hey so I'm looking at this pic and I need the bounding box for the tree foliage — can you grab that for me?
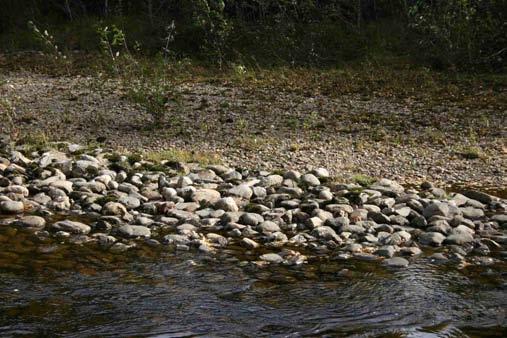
[1,0,505,70]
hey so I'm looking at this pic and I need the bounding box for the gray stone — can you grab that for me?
[252,186,267,199]
[163,234,191,245]
[258,221,281,234]
[102,202,129,216]
[311,226,342,242]
[460,207,484,220]
[491,214,507,227]
[13,215,46,230]
[311,168,330,179]
[423,202,449,219]
[118,225,151,238]
[376,245,396,258]
[319,190,333,201]
[241,237,259,249]
[49,180,73,193]
[301,174,320,186]
[400,246,422,256]
[119,195,141,210]
[260,253,284,264]
[0,200,24,213]
[192,188,221,204]
[284,170,301,181]
[51,220,91,234]
[419,232,446,246]
[463,190,493,204]
[240,213,264,226]
[384,257,409,268]
[228,184,253,199]
[445,232,474,245]
[341,224,365,234]
[261,175,283,187]
[427,220,452,234]
[368,211,391,224]
[215,197,239,212]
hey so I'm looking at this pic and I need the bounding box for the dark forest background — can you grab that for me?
[1,0,505,71]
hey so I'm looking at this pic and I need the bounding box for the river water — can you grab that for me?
[1,226,506,337]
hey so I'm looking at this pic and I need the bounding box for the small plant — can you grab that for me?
[353,174,376,187]
[162,21,177,62]
[143,149,221,165]
[0,97,19,143]
[28,21,70,73]
[459,146,482,160]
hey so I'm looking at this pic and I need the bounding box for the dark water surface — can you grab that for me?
[1,226,506,338]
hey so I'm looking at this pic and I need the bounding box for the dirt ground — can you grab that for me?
[1,70,505,191]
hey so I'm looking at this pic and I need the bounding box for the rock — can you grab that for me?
[301,174,320,186]
[215,197,239,212]
[192,188,221,204]
[39,150,68,168]
[311,226,342,242]
[241,237,260,249]
[118,195,141,210]
[311,168,330,179]
[400,247,422,256]
[260,253,284,264]
[284,170,301,181]
[228,184,253,199]
[49,180,73,194]
[418,232,446,246]
[252,186,267,199]
[261,175,283,187]
[491,214,507,227]
[306,216,323,229]
[0,200,24,213]
[463,190,493,204]
[427,220,451,234]
[177,176,193,188]
[445,232,474,245]
[258,221,281,234]
[429,253,448,262]
[368,211,391,224]
[110,242,131,253]
[240,213,264,226]
[346,243,363,253]
[370,179,404,195]
[423,202,449,218]
[460,207,484,220]
[163,234,191,245]
[13,215,46,230]
[222,170,242,182]
[51,220,91,234]
[410,215,427,228]
[341,224,365,234]
[383,257,409,268]
[118,225,151,238]
[386,231,411,245]
[319,190,333,201]
[102,202,128,215]
[376,246,396,258]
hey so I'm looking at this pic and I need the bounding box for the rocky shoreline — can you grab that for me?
[1,143,506,269]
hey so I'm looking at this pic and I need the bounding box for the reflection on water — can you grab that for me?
[0,224,506,337]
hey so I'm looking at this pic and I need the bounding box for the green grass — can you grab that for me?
[352,174,376,187]
[143,149,221,165]
[457,146,483,160]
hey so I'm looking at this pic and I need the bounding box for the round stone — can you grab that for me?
[384,257,409,268]
[0,200,24,214]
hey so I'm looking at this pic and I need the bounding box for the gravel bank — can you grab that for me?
[1,71,505,190]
